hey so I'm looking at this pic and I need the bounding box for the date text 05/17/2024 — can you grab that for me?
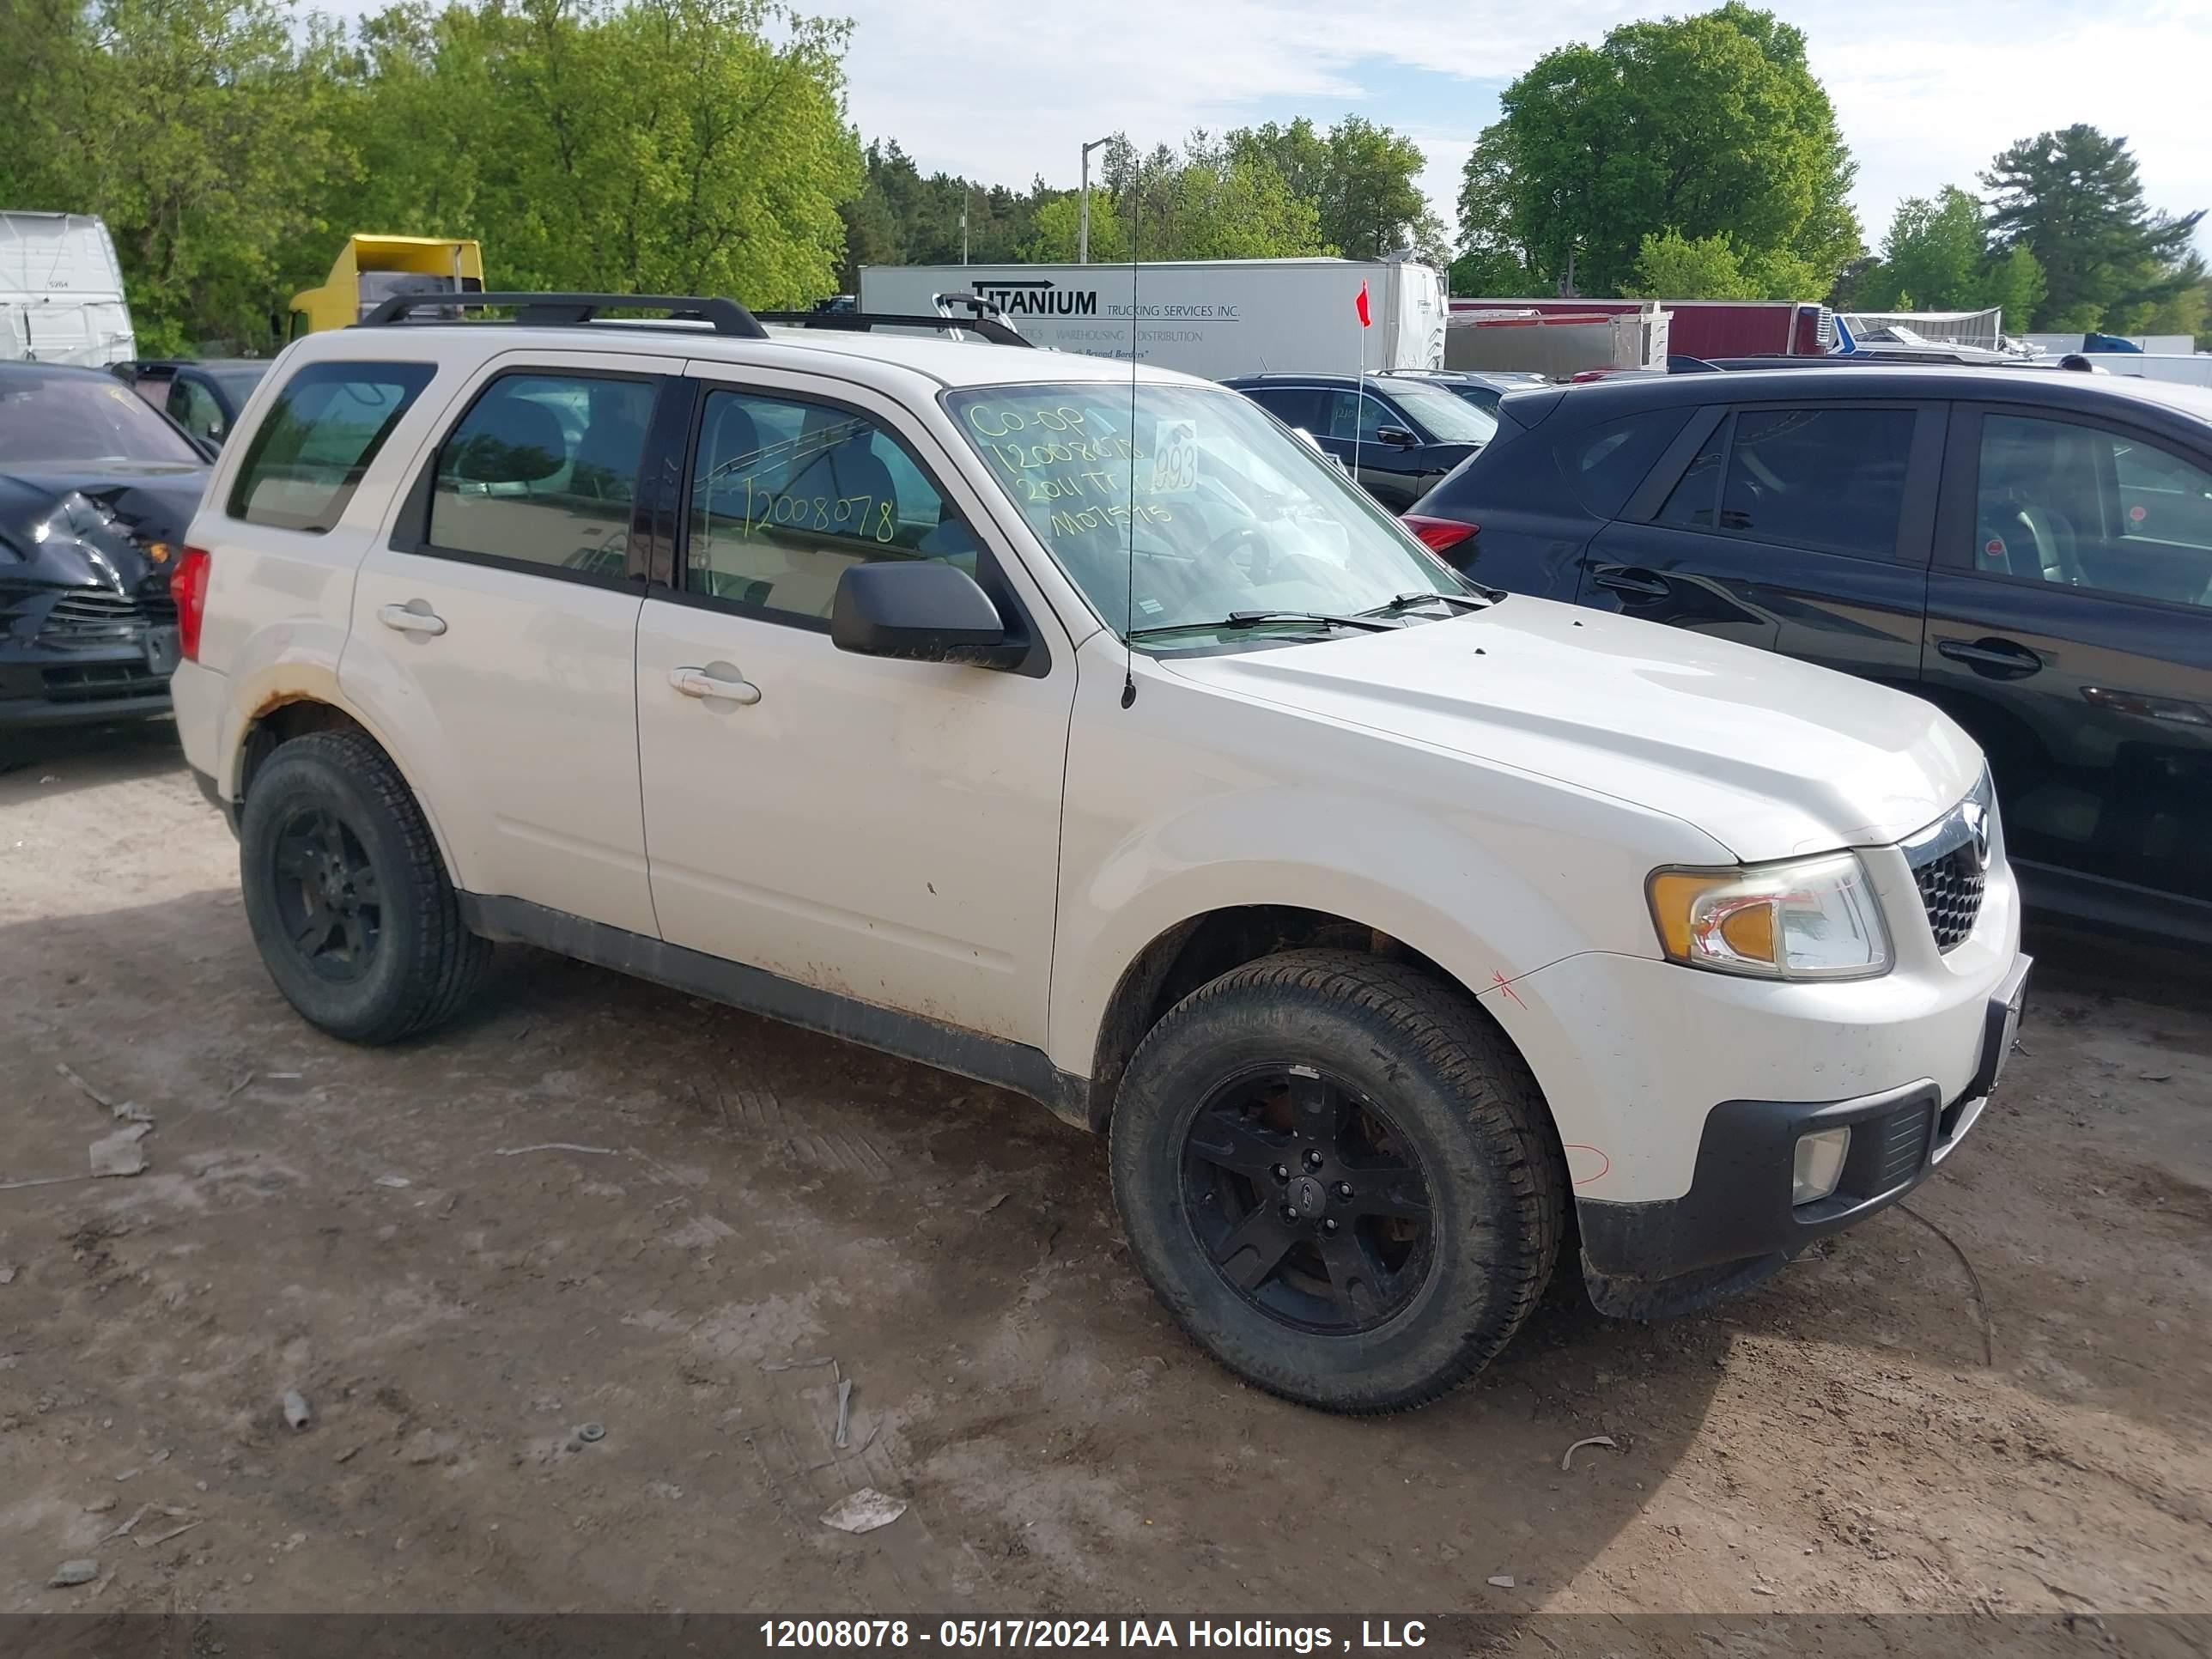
[759,1622,1433,1651]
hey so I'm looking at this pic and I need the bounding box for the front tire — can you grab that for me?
[239,731,489,1044]
[1109,950,1565,1413]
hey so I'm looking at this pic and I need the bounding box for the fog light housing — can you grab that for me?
[1792,1127,1850,1206]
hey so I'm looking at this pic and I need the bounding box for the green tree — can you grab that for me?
[1621,229,1815,301]
[1982,125,2205,330]
[1229,116,1435,260]
[1856,186,1986,310]
[1458,3,1860,298]
[1974,244,2047,333]
[1449,120,1540,294]
[1081,131,1325,262]
[1,0,354,353]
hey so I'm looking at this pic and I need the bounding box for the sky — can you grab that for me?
[834,0,2212,255]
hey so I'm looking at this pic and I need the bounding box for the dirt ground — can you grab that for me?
[2,719,2208,1620]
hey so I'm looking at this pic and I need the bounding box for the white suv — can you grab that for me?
[169,293,2030,1413]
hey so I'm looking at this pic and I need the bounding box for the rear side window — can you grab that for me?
[1720,407,1914,557]
[1245,386,1320,428]
[1559,409,1691,517]
[428,372,654,580]
[228,361,434,532]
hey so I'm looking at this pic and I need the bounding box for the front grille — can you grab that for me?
[41,660,165,702]
[38,588,175,647]
[1902,775,1994,952]
[1912,842,1986,951]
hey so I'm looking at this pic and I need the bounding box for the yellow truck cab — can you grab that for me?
[287,235,483,337]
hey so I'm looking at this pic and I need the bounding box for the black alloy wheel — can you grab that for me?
[1182,1065,1434,1334]
[269,805,383,981]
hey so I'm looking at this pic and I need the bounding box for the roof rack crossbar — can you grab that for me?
[357,291,768,339]
[752,310,1034,349]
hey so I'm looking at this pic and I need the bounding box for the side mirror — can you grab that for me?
[830,560,1024,668]
[1376,425,1418,448]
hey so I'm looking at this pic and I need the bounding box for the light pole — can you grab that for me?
[1079,137,1113,264]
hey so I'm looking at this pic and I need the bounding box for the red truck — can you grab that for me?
[1449,297,1833,359]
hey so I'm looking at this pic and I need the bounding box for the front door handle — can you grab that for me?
[1592,566,1672,600]
[379,601,447,636]
[669,664,762,706]
[1936,636,2043,678]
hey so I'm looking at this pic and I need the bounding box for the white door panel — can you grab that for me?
[636,600,1069,1043]
[341,561,652,933]
[636,367,1074,1047]
[343,350,665,936]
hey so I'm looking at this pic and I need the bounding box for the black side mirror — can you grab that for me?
[830,560,1024,668]
[1376,425,1418,448]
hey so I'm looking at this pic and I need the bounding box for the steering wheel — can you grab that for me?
[1205,522,1273,586]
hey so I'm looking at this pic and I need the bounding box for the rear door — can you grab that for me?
[342,351,666,936]
[1577,398,1940,683]
[1922,402,2212,931]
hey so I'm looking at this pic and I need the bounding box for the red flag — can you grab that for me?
[1355,280,1371,328]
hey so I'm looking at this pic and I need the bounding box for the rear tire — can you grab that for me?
[1109,949,1565,1414]
[239,731,489,1043]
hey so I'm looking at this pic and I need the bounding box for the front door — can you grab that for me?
[1922,403,2212,931]
[343,352,665,936]
[1315,387,1435,510]
[634,367,1074,1046]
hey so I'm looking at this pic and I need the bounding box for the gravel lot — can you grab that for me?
[3,720,2208,1618]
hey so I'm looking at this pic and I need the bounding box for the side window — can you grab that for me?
[227,361,436,532]
[686,389,978,622]
[428,373,654,579]
[1656,419,1728,529]
[1718,406,1914,557]
[1976,414,2212,606]
[1559,408,1692,518]
[1246,386,1319,429]
[1322,391,1391,443]
[167,376,224,441]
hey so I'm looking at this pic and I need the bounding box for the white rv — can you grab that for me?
[859,256,1445,380]
[2,211,137,368]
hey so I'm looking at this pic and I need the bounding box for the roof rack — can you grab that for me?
[357,291,768,339]
[751,309,1034,349]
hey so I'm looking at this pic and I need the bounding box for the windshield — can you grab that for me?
[947,381,1474,644]
[0,368,202,467]
[1384,381,1499,446]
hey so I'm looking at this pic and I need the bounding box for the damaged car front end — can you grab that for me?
[1,362,209,732]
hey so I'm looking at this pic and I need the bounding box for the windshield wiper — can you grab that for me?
[1361,590,1492,617]
[1127,609,1396,641]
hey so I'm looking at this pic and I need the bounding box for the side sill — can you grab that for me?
[458,893,1091,1131]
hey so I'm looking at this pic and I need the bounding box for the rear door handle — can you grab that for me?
[1936,636,2043,678]
[669,664,762,706]
[1592,566,1671,600]
[378,601,447,636]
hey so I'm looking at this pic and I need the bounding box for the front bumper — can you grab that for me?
[1578,951,2031,1316]
[1,629,178,730]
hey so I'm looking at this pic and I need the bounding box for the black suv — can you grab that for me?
[1411,366,2212,945]
[1222,373,1498,510]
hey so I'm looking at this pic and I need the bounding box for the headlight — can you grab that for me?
[1648,852,1891,981]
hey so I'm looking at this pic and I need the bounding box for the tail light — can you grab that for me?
[1403,514,1478,555]
[173,545,211,662]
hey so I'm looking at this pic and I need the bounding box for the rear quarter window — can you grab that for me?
[227,360,436,532]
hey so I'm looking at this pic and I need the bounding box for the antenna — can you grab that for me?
[1121,160,1139,712]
